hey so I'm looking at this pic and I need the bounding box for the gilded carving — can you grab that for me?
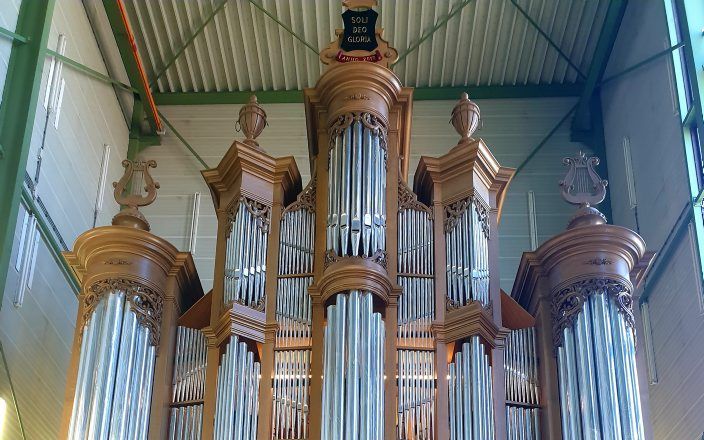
[585,257,613,266]
[344,93,371,101]
[84,278,163,347]
[551,278,635,349]
[398,178,432,217]
[104,258,131,266]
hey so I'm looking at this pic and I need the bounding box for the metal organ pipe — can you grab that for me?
[213,336,260,440]
[555,285,645,439]
[321,291,384,440]
[327,113,387,258]
[444,197,490,308]
[67,288,158,439]
[273,193,315,439]
[504,328,540,440]
[224,197,270,309]
[168,326,207,440]
[447,336,495,440]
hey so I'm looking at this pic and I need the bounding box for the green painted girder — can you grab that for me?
[572,0,628,134]
[103,0,159,134]
[153,83,582,105]
[0,0,56,307]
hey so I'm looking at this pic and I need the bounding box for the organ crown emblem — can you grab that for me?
[560,151,609,228]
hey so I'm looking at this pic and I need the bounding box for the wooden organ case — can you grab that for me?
[60,2,653,439]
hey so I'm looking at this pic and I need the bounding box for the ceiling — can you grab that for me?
[120,0,611,96]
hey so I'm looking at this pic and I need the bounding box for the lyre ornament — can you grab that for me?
[450,92,481,142]
[112,159,160,231]
[560,151,608,228]
[236,94,267,148]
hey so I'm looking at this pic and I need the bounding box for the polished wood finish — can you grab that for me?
[60,225,202,439]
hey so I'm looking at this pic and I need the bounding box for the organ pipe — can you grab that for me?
[213,336,261,440]
[321,291,385,439]
[327,114,387,258]
[168,326,207,440]
[444,196,490,308]
[67,285,159,440]
[225,197,270,309]
[504,328,540,440]
[448,336,495,440]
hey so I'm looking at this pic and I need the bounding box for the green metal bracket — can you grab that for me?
[393,0,476,67]
[46,48,135,93]
[601,42,685,85]
[572,0,628,135]
[150,0,230,88]
[0,0,56,308]
[247,0,319,55]
[508,0,587,80]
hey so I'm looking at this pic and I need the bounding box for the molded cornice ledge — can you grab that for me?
[434,300,510,348]
[201,140,302,210]
[311,257,395,308]
[414,138,515,222]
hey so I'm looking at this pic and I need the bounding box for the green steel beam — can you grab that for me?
[514,102,578,177]
[103,0,159,134]
[158,109,209,169]
[600,42,685,85]
[153,83,582,105]
[572,0,628,134]
[46,48,136,93]
[248,0,319,55]
[393,0,476,67]
[0,0,56,307]
[150,0,229,88]
[0,25,28,44]
[509,0,587,80]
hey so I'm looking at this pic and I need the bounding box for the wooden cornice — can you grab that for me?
[311,257,394,307]
[511,222,650,310]
[204,302,267,347]
[201,140,302,210]
[433,300,509,348]
[413,138,515,221]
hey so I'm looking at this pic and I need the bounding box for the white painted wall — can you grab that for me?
[142,97,591,294]
[601,1,704,438]
[0,1,129,438]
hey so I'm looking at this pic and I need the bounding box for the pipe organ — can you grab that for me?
[61,3,653,438]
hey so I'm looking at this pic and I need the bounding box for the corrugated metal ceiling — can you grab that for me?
[123,0,608,93]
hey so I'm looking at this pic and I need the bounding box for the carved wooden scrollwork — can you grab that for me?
[83,279,163,347]
[551,278,635,349]
[398,178,432,217]
[283,177,317,214]
[445,296,493,313]
[324,249,387,270]
[226,196,271,237]
[327,112,388,154]
[444,195,489,237]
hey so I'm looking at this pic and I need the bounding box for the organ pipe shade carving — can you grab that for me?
[224,196,271,309]
[504,328,540,440]
[322,291,385,439]
[68,289,157,439]
[213,336,261,439]
[327,113,387,258]
[444,196,491,308]
[448,336,495,440]
[555,281,644,439]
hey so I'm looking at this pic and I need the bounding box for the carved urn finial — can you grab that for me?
[450,92,481,142]
[236,94,267,148]
[560,151,609,229]
[112,159,160,231]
